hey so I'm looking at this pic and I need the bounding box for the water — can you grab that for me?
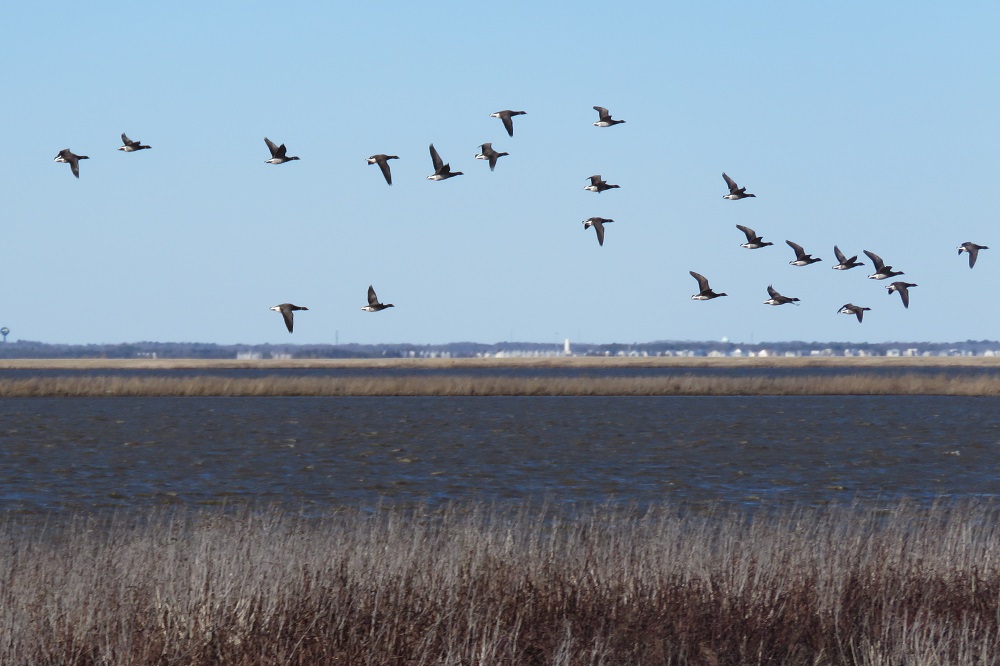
[2,395,998,519]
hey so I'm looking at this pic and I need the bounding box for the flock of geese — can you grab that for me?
[52,106,634,335]
[690,174,989,324]
[53,107,987,333]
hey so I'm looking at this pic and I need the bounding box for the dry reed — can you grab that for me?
[1,501,998,665]
[2,371,1000,396]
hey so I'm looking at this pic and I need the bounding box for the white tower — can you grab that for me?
[564,338,571,356]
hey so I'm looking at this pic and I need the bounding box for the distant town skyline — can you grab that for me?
[3,337,999,361]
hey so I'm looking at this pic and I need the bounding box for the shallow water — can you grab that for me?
[2,395,998,518]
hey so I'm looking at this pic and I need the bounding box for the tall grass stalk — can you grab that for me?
[1,502,998,664]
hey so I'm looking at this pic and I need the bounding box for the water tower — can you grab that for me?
[0,327,8,342]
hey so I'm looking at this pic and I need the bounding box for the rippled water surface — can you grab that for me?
[2,395,999,518]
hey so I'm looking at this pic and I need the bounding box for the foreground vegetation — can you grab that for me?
[2,502,999,665]
[2,371,1000,396]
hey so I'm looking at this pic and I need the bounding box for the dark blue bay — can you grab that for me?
[1,395,998,519]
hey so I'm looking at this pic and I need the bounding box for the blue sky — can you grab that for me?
[3,3,997,346]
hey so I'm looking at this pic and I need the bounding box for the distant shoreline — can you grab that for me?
[1,357,999,396]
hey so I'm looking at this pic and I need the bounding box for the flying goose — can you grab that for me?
[53,149,89,178]
[838,303,871,323]
[270,303,308,333]
[366,154,399,185]
[722,172,755,200]
[690,271,727,300]
[118,133,150,152]
[958,242,989,268]
[489,110,526,137]
[361,286,394,312]
[864,250,903,279]
[592,106,625,127]
[763,285,800,306]
[426,144,463,180]
[264,137,299,164]
[584,175,619,193]
[583,217,613,246]
[832,246,864,270]
[786,240,822,266]
[886,282,917,309]
[736,224,773,249]
[475,143,509,171]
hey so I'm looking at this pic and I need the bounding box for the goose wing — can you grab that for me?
[264,137,287,159]
[429,143,444,171]
[593,220,605,246]
[898,284,910,308]
[501,113,515,136]
[66,154,81,178]
[786,240,806,259]
[279,305,295,333]
[722,172,739,194]
[690,271,710,292]
[863,250,885,271]
[736,224,756,242]
[377,157,393,185]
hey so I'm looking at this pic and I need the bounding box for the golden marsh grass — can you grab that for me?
[2,372,1000,396]
[0,357,999,395]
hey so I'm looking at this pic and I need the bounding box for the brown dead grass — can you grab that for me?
[1,501,998,665]
[1,371,1000,396]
